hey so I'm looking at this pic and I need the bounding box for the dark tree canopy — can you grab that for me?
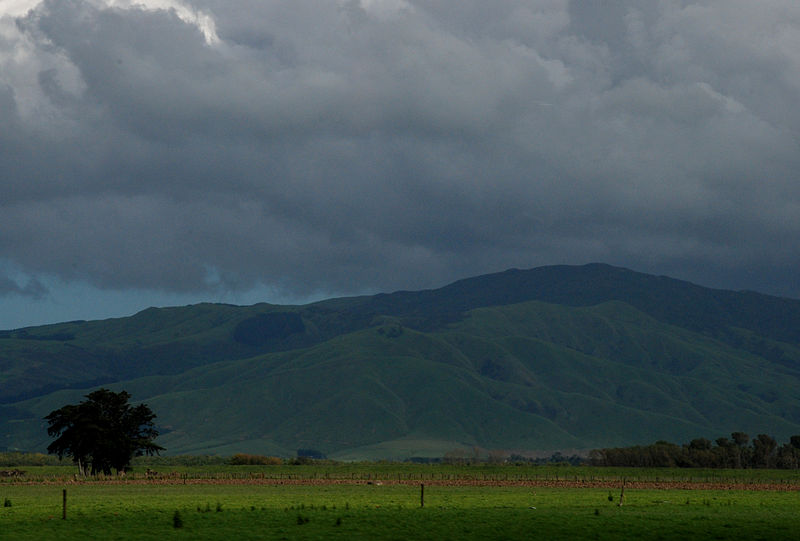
[45,389,164,475]
[589,431,800,469]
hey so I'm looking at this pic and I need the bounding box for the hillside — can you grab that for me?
[3,263,800,459]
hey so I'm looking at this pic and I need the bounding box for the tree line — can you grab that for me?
[589,432,800,469]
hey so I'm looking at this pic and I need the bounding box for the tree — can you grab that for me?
[751,434,777,468]
[688,438,712,451]
[45,389,164,475]
[731,432,749,447]
[730,431,751,468]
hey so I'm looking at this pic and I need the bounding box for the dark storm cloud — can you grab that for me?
[2,0,800,303]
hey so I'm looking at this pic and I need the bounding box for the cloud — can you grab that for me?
[0,267,47,298]
[1,0,800,309]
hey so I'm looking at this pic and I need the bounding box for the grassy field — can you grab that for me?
[3,465,800,539]
[2,483,799,540]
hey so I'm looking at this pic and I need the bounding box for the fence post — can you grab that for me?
[420,484,424,508]
[62,489,67,520]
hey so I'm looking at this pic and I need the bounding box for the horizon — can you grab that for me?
[4,261,798,331]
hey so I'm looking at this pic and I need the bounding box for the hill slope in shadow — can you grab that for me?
[3,263,800,458]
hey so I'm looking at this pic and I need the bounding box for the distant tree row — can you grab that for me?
[0,452,62,467]
[589,433,800,469]
[433,448,583,466]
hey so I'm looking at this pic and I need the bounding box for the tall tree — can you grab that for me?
[45,389,164,475]
[751,434,778,468]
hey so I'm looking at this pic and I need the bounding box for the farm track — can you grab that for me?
[7,476,800,491]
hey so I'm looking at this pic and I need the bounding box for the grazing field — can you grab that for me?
[2,465,800,540]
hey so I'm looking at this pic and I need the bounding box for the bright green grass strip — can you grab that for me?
[2,484,800,540]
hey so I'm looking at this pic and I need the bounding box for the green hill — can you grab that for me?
[3,264,800,459]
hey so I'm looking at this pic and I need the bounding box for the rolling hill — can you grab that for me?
[3,263,800,460]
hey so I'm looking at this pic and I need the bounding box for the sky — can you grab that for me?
[1,0,800,330]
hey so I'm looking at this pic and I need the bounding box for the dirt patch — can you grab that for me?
[12,477,800,491]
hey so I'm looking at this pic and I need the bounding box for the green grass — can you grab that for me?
[2,482,800,540]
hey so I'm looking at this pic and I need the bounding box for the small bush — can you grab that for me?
[173,510,183,529]
[4,498,12,507]
[229,453,283,465]
[297,515,309,525]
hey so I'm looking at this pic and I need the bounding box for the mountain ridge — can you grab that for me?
[3,263,800,459]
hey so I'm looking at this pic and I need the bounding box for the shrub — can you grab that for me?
[229,454,283,465]
[0,452,61,467]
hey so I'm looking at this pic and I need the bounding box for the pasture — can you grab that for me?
[2,465,800,539]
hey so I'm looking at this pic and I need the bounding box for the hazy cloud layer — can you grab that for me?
[2,0,800,323]
[0,272,45,298]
